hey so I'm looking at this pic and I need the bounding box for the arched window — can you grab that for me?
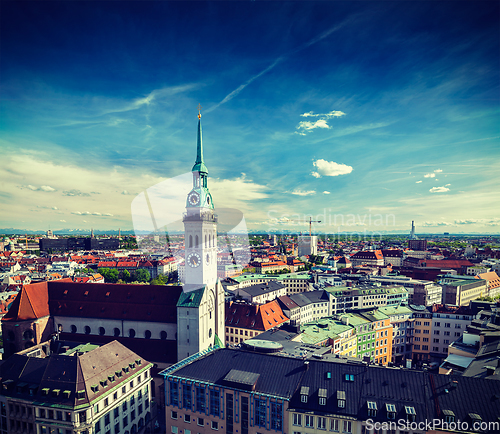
[23,329,34,341]
[99,327,105,336]
[129,329,136,338]
[205,235,207,248]
[160,331,167,340]
[209,328,212,338]
[71,325,77,334]
[144,330,151,339]
[84,326,91,335]
[195,235,199,248]
[189,235,193,248]
[114,328,120,337]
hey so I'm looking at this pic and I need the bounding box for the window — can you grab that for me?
[254,397,266,427]
[197,418,204,426]
[171,411,177,420]
[305,415,314,427]
[104,414,110,426]
[184,414,191,423]
[114,408,119,419]
[123,415,128,426]
[318,417,326,430]
[386,403,396,419]
[196,386,206,412]
[169,382,179,407]
[445,323,451,328]
[434,330,440,335]
[171,427,178,434]
[455,324,461,329]
[423,329,429,334]
[123,401,128,412]
[293,413,302,426]
[209,390,220,417]
[435,322,440,327]
[270,402,282,431]
[367,401,377,417]
[211,421,218,430]
[343,421,352,433]
[182,384,192,409]
[114,423,120,434]
[330,419,339,432]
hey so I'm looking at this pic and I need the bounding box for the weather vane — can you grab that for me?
[197,103,202,119]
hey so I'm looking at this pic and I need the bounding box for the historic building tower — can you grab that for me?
[177,109,225,360]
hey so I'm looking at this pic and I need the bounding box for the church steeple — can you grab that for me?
[186,106,214,210]
[192,114,208,174]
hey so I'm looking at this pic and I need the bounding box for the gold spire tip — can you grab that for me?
[197,103,202,119]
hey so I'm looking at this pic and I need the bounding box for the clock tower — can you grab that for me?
[177,108,225,361]
[183,109,218,290]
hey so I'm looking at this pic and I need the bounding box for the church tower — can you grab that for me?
[177,108,224,361]
[183,109,218,289]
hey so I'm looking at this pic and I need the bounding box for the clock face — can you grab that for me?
[187,252,201,268]
[188,192,200,206]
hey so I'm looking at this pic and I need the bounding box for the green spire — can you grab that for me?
[192,117,208,174]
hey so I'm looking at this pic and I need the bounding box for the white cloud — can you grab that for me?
[434,169,443,173]
[122,190,130,195]
[296,110,345,134]
[421,221,453,227]
[297,119,331,132]
[416,180,422,183]
[60,220,66,223]
[323,191,331,195]
[291,189,316,196]
[52,206,58,210]
[22,184,57,192]
[445,184,451,187]
[301,110,346,118]
[424,173,436,178]
[429,186,450,193]
[312,159,353,177]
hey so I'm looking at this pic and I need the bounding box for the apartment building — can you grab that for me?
[326,285,408,315]
[0,340,152,434]
[162,347,500,434]
[277,290,331,325]
[379,305,413,364]
[369,275,442,306]
[429,304,474,359]
[409,305,433,362]
[441,277,487,306]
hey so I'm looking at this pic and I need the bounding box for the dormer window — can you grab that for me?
[367,401,377,417]
[337,390,346,408]
[344,374,354,382]
[386,404,396,419]
[300,386,309,403]
[318,388,327,406]
[405,406,416,422]
[443,409,455,424]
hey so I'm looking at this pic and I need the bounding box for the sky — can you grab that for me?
[1,1,499,236]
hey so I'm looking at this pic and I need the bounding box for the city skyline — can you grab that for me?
[1,2,499,234]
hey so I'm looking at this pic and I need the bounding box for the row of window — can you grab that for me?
[293,415,352,433]
[67,325,169,339]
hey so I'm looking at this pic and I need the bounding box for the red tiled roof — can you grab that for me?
[2,281,59,321]
[225,300,288,331]
[97,261,117,268]
[476,271,500,290]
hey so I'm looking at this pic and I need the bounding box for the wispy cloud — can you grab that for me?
[207,18,353,113]
[416,180,422,183]
[424,173,435,178]
[429,186,450,193]
[291,189,316,196]
[21,185,57,192]
[323,191,331,195]
[301,111,345,118]
[311,159,353,177]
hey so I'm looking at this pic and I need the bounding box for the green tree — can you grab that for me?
[136,269,151,283]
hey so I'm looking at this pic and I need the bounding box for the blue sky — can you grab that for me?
[1,1,499,235]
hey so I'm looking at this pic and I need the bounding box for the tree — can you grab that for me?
[121,270,131,282]
[136,269,151,283]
